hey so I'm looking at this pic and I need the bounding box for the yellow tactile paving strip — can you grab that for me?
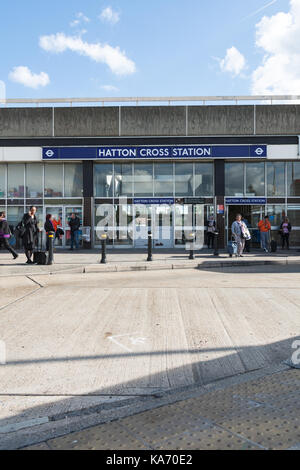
[25,368,300,450]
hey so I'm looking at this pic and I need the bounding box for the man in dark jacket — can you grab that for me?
[0,211,18,259]
[68,213,81,250]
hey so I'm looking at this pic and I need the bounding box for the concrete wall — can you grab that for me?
[54,107,119,137]
[188,106,254,135]
[0,108,52,137]
[256,105,300,135]
[0,104,300,138]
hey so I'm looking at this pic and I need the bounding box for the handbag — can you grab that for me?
[14,221,25,238]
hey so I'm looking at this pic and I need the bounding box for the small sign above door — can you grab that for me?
[225,197,267,205]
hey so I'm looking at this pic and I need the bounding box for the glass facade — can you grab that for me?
[94,163,113,197]
[94,162,214,197]
[0,163,83,248]
[225,161,300,198]
[1,158,300,249]
[287,162,300,196]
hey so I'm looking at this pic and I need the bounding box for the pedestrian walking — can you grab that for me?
[258,215,271,253]
[68,213,81,250]
[231,213,251,257]
[0,211,19,259]
[206,215,216,249]
[21,206,39,264]
[279,217,292,250]
[44,214,55,251]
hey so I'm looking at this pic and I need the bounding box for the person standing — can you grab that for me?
[279,217,292,250]
[44,214,55,251]
[258,215,271,253]
[206,215,216,249]
[231,213,250,257]
[0,211,19,259]
[68,213,81,250]
[22,206,39,264]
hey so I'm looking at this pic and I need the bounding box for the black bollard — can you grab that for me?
[100,234,107,264]
[47,231,55,265]
[147,231,152,262]
[213,231,219,257]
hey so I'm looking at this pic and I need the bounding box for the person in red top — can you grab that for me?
[258,215,271,252]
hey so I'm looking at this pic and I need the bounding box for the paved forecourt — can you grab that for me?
[0,264,300,449]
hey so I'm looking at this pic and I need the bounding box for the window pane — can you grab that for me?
[64,164,83,197]
[175,163,193,196]
[0,164,6,198]
[114,164,133,197]
[195,163,213,196]
[7,206,25,229]
[225,163,244,196]
[267,162,285,196]
[287,206,300,226]
[287,162,300,196]
[94,164,113,197]
[26,164,43,198]
[246,162,265,196]
[134,163,153,196]
[8,164,24,198]
[44,164,63,197]
[154,163,173,196]
[266,205,286,226]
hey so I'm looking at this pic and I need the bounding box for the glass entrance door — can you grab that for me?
[44,206,83,248]
[134,205,151,248]
[226,205,263,247]
[45,206,63,247]
[153,205,173,248]
[64,206,83,248]
[133,204,174,249]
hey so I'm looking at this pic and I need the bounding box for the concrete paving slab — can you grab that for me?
[1,266,300,449]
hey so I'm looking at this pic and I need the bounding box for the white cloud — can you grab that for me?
[252,0,300,94]
[219,47,246,76]
[100,7,120,25]
[9,66,50,89]
[70,12,90,27]
[101,85,119,92]
[39,32,136,76]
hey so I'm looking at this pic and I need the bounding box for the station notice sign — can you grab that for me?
[43,145,267,160]
[225,198,267,205]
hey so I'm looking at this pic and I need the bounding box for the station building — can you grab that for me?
[0,98,300,249]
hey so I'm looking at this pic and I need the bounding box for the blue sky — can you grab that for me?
[1,0,298,99]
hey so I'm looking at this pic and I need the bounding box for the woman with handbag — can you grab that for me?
[231,213,251,257]
[279,217,292,250]
[0,211,19,259]
[22,206,39,264]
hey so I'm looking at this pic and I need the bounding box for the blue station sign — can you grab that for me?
[225,198,267,205]
[43,145,267,160]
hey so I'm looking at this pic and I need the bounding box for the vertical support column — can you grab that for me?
[83,161,93,249]
[214,160,225,249]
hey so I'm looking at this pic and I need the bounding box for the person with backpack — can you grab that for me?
[21,206,39,264]
[279,217,292,250]
[258,215,271,253]
[0,211,19,259]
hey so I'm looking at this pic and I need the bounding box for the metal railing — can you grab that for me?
[0,95,300,107]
